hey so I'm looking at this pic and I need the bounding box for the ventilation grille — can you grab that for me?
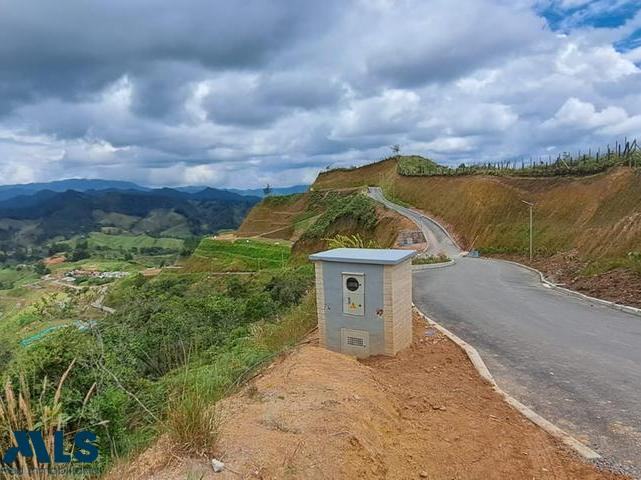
[340,328,370,358]
[346,336,365,347]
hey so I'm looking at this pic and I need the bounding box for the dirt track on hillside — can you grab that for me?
[114,314,629,480]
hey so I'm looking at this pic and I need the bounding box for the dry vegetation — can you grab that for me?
[0,362,80,479]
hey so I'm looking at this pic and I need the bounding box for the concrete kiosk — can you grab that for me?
[309,248,416,358]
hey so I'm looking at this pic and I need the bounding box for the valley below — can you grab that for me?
[0,156,639,478]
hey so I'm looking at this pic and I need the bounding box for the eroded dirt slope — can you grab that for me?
[314,159,641,263]
[237,189,418,253]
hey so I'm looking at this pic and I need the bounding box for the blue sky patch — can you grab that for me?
[538,1,640,33]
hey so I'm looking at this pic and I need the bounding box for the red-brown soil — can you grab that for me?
[110,314,628,480]
[314,160,641,263]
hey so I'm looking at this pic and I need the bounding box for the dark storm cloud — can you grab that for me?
[129,62,206,120]
[0,0,340,113]
[0,0,640,188]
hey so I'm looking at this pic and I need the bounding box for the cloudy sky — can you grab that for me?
[1,0,640,188]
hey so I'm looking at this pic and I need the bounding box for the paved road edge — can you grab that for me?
[366,187,463,253]
[367,184,641,318]
[494,258,641,318]
[412,304,602,461]
[411,259,457,270]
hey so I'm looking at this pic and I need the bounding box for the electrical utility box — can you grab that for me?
[309,248,416,358]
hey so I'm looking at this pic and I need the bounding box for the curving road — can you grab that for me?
[368,187,641,477]
[368,187,459,257]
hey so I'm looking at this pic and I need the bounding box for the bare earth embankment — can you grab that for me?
[313,158,641,307]
[114,314,628,480]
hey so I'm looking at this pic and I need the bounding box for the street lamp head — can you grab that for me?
[520,199,534,207]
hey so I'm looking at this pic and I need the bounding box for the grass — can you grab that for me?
[249,291,317,352]
[324,233,379,249]
[50,258,142,274]
[412,253,450,265]
[86,232,184,250]
[580,252,641,276]
[302,193,377,239]
[164,387,221,456]
[396,155,442,175]
[185,238,290,272]
[0,268,38,290]
[0,362,77,479]
[237,193,309,240]
[394,141,641,178]
[262,193,304,207]
[379,184,411,208]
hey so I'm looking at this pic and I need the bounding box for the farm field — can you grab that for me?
[49,258,143,274]
[183,237,291,272]
[85,232,184,250]
[0,267,38,290]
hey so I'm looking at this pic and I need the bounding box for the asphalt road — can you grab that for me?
[368,187,641,477]
[368,187,459,257]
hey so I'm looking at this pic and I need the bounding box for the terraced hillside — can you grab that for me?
[238,189,416,254]
[237,193,312,241]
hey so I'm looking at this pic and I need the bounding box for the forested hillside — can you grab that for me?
[0,188,258,263]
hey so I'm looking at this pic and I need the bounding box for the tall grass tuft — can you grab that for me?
[164,388,221,457]
[324,233,380,249]
[0,360,75,480]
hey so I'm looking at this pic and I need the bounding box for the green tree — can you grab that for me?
[180,236,201,257]
[34,261,51,275]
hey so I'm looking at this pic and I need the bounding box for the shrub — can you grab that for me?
[34,262,51,275]
[244,292,276,322]
[225,276,250,298]
[412,253,450,265]
[164,388,221,456]
[303,194,377,239]
[250,291,317,353]
[265,268,312,308]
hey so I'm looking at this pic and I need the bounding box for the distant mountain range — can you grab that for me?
[0,185,261,262]
[0,179,308,202]
[0,179,147,201]
[225,185,309,197]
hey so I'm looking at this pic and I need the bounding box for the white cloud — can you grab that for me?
[331,89,422,138]
[543,97,629,129]
[0,0,640,188]
[556,43,639,81]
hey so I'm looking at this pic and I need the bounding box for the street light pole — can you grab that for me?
[521,200,534,262]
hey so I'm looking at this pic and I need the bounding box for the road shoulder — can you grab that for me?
[111,313,628,480]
